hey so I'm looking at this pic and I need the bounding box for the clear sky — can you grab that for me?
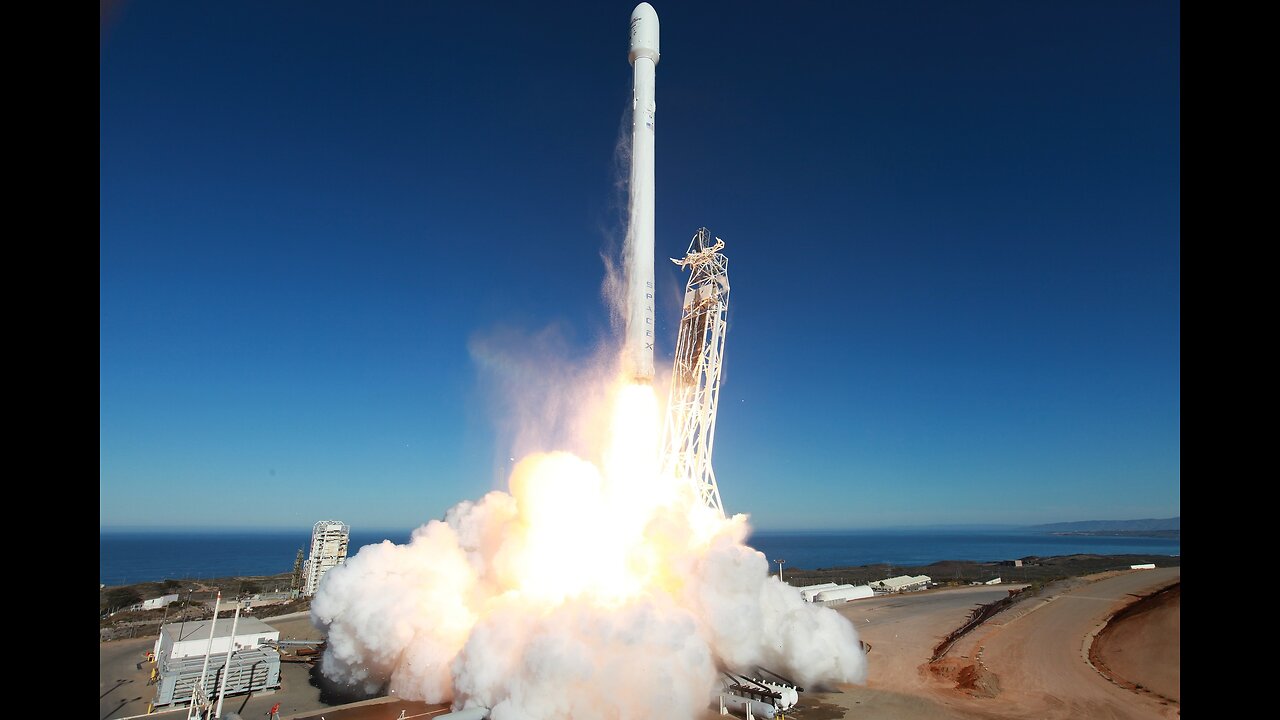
[100,1,1180,531]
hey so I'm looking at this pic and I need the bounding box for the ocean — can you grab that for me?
[99,527,1179,586]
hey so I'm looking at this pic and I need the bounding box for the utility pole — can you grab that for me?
[178,589,193,642]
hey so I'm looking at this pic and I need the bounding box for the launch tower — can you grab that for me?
[303,520,350,596]
[662,228,730,517]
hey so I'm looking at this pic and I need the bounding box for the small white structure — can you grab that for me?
[810,584,852,599]
[140,593,180,610]
[303,520,350,596]
[815,585,874,604]
[796,583,840,602]
[154,617,280,661]
[983,577,1002,585]
[873,574,932,593]
[1130,563,1156,570]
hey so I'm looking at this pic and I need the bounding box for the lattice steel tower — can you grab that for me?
[662,228,730,517]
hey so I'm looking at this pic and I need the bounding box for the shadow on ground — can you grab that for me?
[308,660,384,706]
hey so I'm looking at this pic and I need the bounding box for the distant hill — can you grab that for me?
[1025,518,1179,538]
[1027,518,1178,532]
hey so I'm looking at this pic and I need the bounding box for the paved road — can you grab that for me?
[100,636,159,719]
[959,568,1180,720]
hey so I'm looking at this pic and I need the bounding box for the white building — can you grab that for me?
[154,617,280,661]
[303,520,350,596]
[795,583,840,602]
[873,574,932,593]
[1130,563,1156,570]
[152,618,282,706]
[140,593,180,610]
[814,585,874,604]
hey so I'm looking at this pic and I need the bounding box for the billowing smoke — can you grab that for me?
[313,74,863,715]
[312,380,867,719]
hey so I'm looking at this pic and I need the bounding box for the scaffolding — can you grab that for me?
[662,228,730,517]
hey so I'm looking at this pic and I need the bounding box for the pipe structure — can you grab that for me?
[214,603,241,718]
[188,592,221,719]
[720,694,777,719]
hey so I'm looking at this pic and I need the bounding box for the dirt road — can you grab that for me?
[1092,582,1180,702]
[793,585,1023,719]
[798,569,1179,720]
[953,567,1180,719]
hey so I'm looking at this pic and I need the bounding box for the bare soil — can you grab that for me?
[1090,582,1180,703]
[928,658,1001,698]
[807,568,1181,720]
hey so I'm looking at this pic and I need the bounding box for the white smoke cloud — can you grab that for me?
[312,91,863,716]
[467,325,616,469]
[311,388,867,718]
[453,596,715,720]
[600,105,635,338]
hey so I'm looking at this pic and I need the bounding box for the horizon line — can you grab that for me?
[99,519,1178,535]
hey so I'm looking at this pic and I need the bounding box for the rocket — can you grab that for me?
[625,2,659,383]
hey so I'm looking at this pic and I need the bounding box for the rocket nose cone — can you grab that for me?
[629,2,660,65]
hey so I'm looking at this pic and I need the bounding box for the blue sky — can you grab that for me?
[100,1,1179,531]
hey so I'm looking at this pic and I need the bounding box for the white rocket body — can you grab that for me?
[626,2,659,383]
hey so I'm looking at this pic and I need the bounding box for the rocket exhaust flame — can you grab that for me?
[309,5,866,719]
[312,377,865,717]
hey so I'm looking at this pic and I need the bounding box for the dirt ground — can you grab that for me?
[104,573,1180,720]
[800,568,1180,720]
[798,585,1020,720]
[1092,582,1180,703]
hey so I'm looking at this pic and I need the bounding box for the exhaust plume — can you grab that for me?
[312,7,864,712]
[313,380,866,719]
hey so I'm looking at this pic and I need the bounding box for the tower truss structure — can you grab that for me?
[662,227,730,517]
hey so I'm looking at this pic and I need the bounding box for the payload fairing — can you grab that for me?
[625,2,660,383]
